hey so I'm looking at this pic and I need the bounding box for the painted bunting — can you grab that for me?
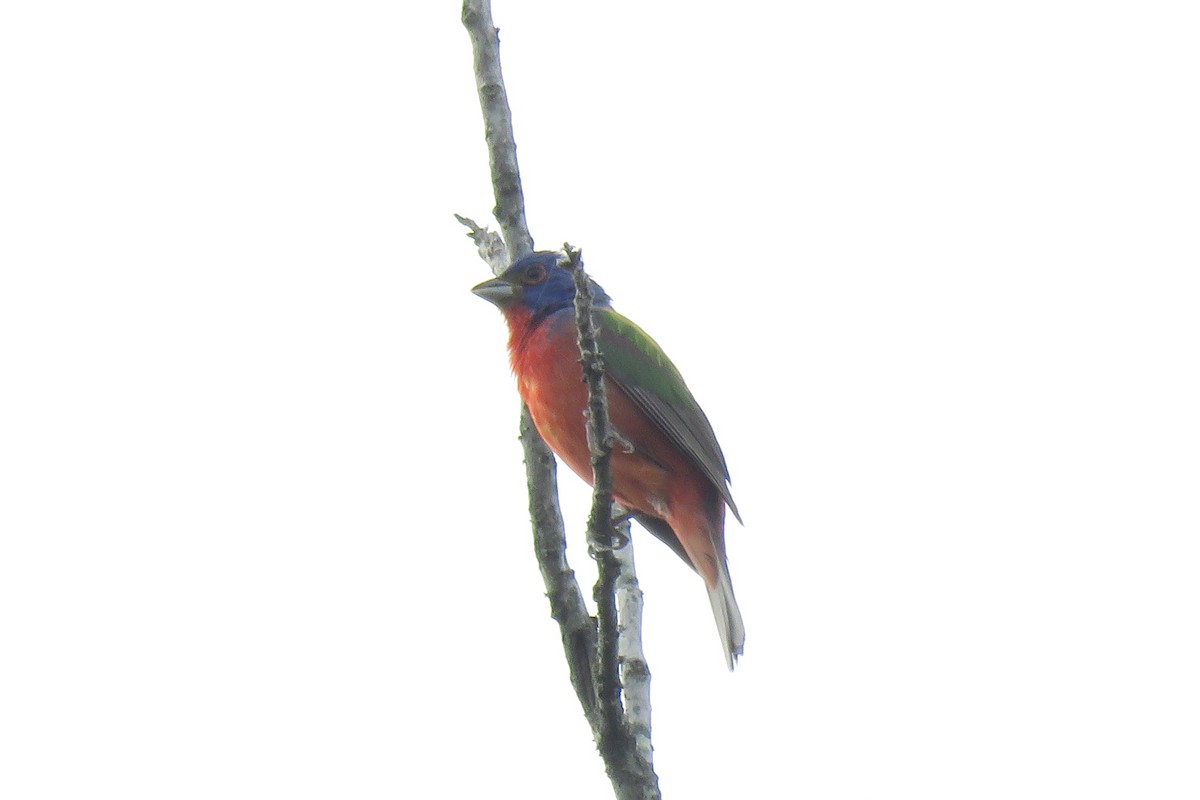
[473,251,744,668]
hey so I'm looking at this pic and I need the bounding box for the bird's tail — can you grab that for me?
[657,499,745,669]
[707,558,745,670]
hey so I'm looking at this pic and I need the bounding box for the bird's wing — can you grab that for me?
[596,307,741,523]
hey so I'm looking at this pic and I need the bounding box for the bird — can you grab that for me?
[472,251,745,668]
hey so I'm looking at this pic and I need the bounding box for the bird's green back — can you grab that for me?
[595,307,741,522]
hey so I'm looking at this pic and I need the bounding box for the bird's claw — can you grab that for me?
[587,524,630,554]
[610,506,634,525]
[583,416,633,458]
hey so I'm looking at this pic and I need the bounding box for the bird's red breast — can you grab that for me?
[474,251,744,668]
[503,305,725,588]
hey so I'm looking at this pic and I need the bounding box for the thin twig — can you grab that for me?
[455,214,508,275]
[565,247,620,722]
[568,246,661,799]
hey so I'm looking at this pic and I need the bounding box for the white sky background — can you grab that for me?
[2,1,1198,798]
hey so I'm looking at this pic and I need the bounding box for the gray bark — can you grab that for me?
[459,3,660,799]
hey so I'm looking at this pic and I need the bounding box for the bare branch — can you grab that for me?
[454,214,508,275]
[462,4,658,798]
[566,245,621,719]
[460,0,533,260]
[568,246,660,799]
[520,407,600,726]
[614,525,653,767]
[461,0,598,724]
[463,0,604,724]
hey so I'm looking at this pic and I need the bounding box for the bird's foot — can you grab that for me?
[582,411,634,457]
[609,431,634,454]
[610,506,635,525]
[587,523,630,554]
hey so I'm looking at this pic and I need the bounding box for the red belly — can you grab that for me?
[510,316,720,584]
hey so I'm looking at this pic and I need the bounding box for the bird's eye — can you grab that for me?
[525,264,547,284]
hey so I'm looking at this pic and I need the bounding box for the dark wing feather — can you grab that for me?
[597,308,742,523]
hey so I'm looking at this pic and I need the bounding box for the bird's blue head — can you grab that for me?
[471,251,612,317]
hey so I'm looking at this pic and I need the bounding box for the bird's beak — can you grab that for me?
[471,277,517,308]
